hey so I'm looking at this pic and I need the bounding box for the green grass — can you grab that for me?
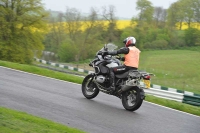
[0,107,86,133]
[0,60,83,84]
[34,61,89,77]
[145,95,200,116]
[140,49,200,94]
[0,60,199,117]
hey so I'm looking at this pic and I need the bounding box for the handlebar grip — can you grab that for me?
[97,51,102,55]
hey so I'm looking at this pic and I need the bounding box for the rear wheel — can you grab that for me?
[121,87,144,111]
[82,74,99,99]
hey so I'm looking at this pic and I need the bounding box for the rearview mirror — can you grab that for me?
[104,44,108,51]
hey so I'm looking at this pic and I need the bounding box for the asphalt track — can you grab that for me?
[0,66,200,133]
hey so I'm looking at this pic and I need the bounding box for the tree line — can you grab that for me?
[0,0,200,64]
[0,0,48,64]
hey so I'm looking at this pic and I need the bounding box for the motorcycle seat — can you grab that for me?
[115,71,129,79]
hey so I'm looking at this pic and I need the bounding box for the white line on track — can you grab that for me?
[1,66,199,118]
[0,66,82,86]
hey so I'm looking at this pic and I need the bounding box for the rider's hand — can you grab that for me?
[97,51,102,55]
[102,51,108,56]
[116,55,121,60]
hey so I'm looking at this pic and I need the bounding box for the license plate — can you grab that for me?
[143,80,150,89]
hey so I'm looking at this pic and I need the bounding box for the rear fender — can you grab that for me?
[139,88,145,100]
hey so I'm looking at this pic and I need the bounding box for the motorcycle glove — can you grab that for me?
[107,51,117,55]
[102,51,117,56]
[102,51,108,56]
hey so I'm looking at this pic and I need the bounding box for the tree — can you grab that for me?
[167,1,185,30]
[181,0,195,28]
[136,0,154,25]
[64,7,83,41]
[58,7,105,62]
[44,12,66,54]
[81,7,105,58]
[153,7,167,28]
[0,0,48,64]
[168,0,197,29]
[101,5,120,43]
[191,0,200,27]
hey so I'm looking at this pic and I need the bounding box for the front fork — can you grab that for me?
[86,73,95,88]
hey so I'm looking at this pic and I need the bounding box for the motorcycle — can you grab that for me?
[82,43,152,111]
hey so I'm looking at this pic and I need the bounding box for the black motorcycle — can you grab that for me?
[82,43,152,111]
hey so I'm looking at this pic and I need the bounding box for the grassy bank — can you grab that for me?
[145,95,200,116]
[0,60,199,117]
[140,49,200,94]
[0,60,83,84]
[0,107,85,133]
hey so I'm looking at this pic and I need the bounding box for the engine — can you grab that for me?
[95,75,106,83]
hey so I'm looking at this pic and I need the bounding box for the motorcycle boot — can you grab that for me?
[109,70,116,91]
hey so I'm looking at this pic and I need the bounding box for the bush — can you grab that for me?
[144,40,168,49]
[184,28,200,46]
[58,39,77,62]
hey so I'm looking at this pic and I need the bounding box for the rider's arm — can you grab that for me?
[116,47,129,54]
[117,47,128,61]
[107,47,129,55]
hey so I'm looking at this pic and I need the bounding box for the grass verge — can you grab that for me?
[139,49,200,94]
[145,95,200,116]
[0,107,86,133]
[0,60,83,84]
[0,60,200,117]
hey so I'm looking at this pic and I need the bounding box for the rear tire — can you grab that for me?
[121,87,144,111]
[82,74,99,99]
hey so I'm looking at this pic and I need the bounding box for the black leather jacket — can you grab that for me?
[108,47,129,61]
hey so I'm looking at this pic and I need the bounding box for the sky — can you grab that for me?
[42,0,178,19]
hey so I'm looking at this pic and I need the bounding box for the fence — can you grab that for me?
[34,58,200,106]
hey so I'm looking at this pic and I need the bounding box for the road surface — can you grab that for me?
[0,66,199,133]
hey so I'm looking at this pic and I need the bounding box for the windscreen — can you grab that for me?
[106,43,118,51]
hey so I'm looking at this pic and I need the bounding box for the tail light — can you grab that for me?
[143,75,150,80]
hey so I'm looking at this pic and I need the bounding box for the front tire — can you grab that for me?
[82,74,99,99]
[121,87,144,111]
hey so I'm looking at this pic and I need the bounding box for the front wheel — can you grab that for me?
[82,74,99,99]
[121,87,144,111]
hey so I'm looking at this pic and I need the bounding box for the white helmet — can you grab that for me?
[123,37,136,47]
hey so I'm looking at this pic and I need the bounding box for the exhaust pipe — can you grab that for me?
[121,85,133,92]
[118,85,145,100]
[118,85,133,94]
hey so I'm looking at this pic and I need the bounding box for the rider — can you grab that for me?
[102,36,141,91]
